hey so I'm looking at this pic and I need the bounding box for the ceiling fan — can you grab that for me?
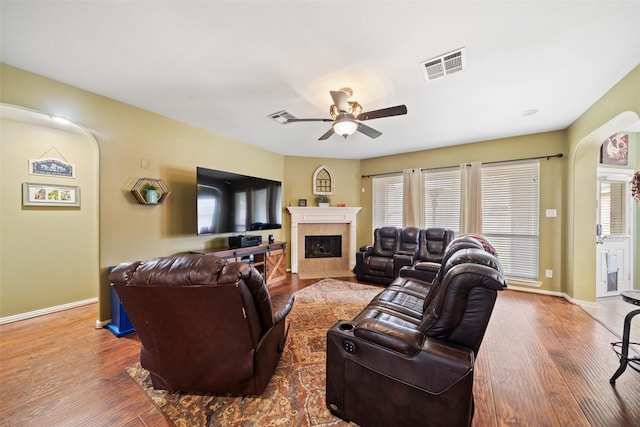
[286,88,407,140]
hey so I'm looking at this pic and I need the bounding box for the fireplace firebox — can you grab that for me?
[305,235,342,259]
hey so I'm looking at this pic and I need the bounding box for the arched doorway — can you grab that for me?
[0,104,99,321]
[570,111,639,302]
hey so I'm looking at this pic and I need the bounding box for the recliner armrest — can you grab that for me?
[414,261,440,271]
[271,293,295,325]
[393,252,416,278]
[359,245,373,254]
[354,318,425,355]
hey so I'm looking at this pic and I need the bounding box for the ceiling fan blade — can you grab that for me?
[357,105,407,121]
[330,90,349,112]
[357,123,382,139]
[318,128,335,140]
[286,118,333,123]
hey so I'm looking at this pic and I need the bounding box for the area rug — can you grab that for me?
[126,278,381,426]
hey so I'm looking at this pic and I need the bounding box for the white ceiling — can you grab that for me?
[1,1,639,160]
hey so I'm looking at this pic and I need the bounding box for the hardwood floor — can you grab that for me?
[1,275,638,426]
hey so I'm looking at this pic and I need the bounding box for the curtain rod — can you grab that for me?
[361,153,563,178]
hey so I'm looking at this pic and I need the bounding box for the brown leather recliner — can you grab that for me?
[109,253,294,395]
[354,227,420,285]
[326,245,506,427]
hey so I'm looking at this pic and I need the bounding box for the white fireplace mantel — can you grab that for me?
[286,206,361,273]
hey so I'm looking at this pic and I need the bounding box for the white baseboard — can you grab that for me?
[95,318,112,329]
[507,285,577,303]
[0,297,98,325]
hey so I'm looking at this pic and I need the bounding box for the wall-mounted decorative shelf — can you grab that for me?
[131,178,170,205]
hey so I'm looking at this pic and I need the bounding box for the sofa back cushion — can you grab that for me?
[372,227,399,257]
[418,228,455,262]
[397,227,420,254]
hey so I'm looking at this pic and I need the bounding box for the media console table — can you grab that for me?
[191,241,287,286]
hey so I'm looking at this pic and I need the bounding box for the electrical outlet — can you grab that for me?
[545,270,553,278]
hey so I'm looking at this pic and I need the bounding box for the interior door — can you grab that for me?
[596,168,634,297]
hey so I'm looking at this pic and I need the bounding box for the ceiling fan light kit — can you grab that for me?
[333,116,359,138]
[282,88,407,141]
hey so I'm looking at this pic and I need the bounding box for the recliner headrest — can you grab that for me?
[109,254,226,286]
[443,248,503,277]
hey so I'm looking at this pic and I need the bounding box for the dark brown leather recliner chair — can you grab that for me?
[396,227,455,283]
[109,253,294,395]
[354,227,420,285]
[326,246,506,427]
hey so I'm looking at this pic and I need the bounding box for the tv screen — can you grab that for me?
[196,167,282,235]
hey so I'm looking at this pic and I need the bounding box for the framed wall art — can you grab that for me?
[600,132,629,165]
[23,182,80,207]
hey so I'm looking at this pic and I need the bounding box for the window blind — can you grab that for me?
[422,168,461,233]
[372,174,403,229]
[481,161,539,280]
[599,181,627,236]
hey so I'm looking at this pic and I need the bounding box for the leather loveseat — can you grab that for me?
[327,236,506,427]
[109,253,295,395]
[354,227,454,285]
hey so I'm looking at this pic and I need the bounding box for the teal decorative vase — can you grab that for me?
[145,189,159,203]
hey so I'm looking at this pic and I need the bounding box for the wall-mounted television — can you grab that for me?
[196,166,282,235]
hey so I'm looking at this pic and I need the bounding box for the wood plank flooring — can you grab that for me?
[1,275,638,426]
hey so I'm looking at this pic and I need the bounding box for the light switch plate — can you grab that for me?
[546,209,557,217]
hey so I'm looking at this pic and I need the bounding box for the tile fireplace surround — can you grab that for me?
[286,206,361,274]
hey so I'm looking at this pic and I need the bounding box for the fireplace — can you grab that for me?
[286,206,361,274]
[305,235,342,259]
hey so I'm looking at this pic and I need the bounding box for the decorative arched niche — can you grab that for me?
[313,165,334,195]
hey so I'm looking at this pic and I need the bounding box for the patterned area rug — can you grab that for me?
[126,278,381,426]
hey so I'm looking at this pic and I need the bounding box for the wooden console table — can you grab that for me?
[191,241,287,286]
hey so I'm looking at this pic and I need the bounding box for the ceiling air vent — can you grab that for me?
[421,47,466,81]
[268,110,296,124]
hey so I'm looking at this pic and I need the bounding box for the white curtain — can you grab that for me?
[403,168,422,227]
[460,162,482,234]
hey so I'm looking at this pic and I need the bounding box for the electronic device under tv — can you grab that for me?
[196,166,282,236]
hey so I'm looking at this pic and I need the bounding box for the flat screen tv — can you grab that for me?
[196,166,282,235]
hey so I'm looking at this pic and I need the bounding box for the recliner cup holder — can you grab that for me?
[339,323,355,331]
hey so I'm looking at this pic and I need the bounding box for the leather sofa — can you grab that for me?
[327,236,506,426]
[354,227,454,285]
[109,253,295,395]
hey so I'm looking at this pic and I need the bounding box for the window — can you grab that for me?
[481,161,539,280]
[423,168,461,233]
[372,174,403,229]
[371,160,541,281]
